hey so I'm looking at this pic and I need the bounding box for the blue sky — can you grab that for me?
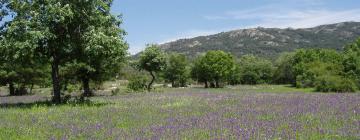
[111,0,360,54]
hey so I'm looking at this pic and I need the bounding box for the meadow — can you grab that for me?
[0,84,359,140]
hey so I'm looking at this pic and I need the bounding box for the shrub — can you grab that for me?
[191,50,235,88]
[240,71,260,85]
[296,75,314,88]
[315,75,357,93]
[164,53,190,87]
[295,61,344,88]
[127,75,148,92]
[289,49,343,87]
[238,55,274,85]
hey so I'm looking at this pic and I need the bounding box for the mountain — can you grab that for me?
[159,22,360,59]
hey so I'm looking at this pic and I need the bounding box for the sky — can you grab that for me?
[114,0,359,54]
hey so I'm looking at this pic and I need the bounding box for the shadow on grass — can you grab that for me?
[0,98,111,109]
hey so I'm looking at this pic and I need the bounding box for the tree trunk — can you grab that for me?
[171,80,175,88]
[180,81,186,87]
[215,80,220,88]
[204,81,208,88]
[51,61,61,104]
[82,77,92,97]
[148,71,155,92]
[30,83,34,94]
[210,82,215,88]
[9,83,15,96]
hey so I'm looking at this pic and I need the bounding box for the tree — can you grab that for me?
[138,44,166,91]
[238,55,274,85]
[191,50,235,88]
[64,0,128,97]
[164,53,189,87]
[273,52,296,84]
[2,0,75,103]
[0,2,50,96]
[227,64,242,85]
[191,57,211,88]
[2,0,127,102]
[289,49,343,88]
[343,38,360,88]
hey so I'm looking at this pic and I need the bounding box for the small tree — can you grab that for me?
[191,57,211,88]
[164,53,189,87]
[238,55,274,85]
[273,52,296,84]
[191,50,235,88]
[138,44,166,91]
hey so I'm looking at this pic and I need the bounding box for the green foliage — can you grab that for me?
[127,75,148,92]
[315,75,357,93]
[238,55,274,85]
[1,0,78,102]
[0,18,50,96]
[273,52,296,84]
[343,38,360,88]
[65,0,128,97]
[289,49,344,88]
[138,44,167,91]
[295,61,344,88]
[1,0,128,100]
[227,65,242,85]
[164,53,190,87]
[191,50,235,88]
[138,44,167,72]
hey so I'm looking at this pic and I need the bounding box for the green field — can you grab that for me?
[0,85,358,139]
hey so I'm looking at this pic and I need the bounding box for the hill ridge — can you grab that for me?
[159,21,360,58]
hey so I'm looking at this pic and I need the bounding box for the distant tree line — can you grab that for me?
[131,38,360,93]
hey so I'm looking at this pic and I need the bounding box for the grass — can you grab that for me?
[0,85,358,139]
[163,84,315,94]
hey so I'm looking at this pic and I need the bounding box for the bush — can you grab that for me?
[296,74,315,88]
[240,71,260,85]
[315,75,357,93]
[238,55,274,85]
[295,61,344,88]
[127,75,148,92]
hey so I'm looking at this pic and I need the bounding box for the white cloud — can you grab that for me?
[251,9,360,28]
[204,3,360,28]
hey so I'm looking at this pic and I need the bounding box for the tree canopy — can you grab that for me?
[1,0,127,102]
[191,50,235,88]
[138,44,166,91]
[237,55,274,85]
[164,53,189,87]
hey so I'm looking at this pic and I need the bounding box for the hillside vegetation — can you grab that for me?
[160,22,360,58]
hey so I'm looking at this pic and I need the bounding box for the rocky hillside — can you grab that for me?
[159,22,360,59]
